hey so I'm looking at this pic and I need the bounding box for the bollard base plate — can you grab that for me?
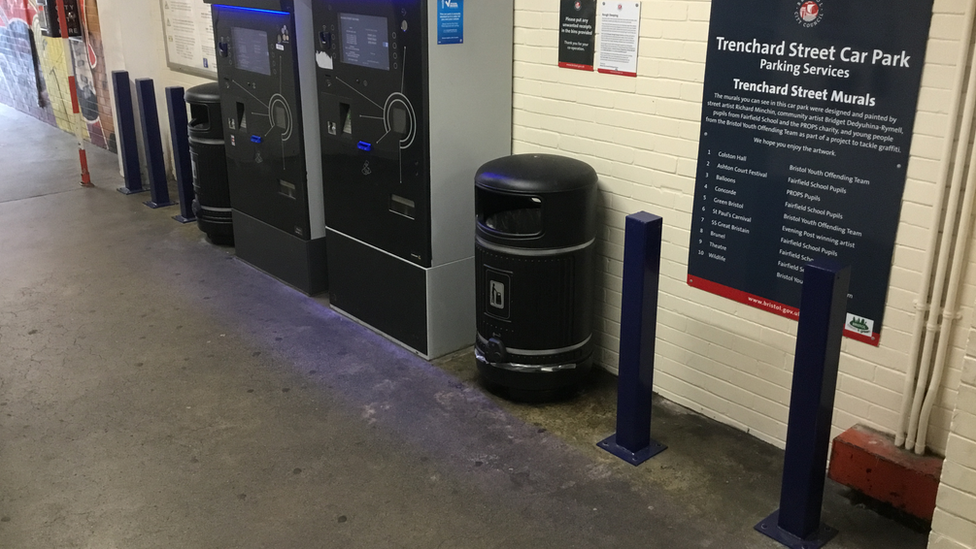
[118,186,147,195]
[755,510,837,549]
[173,215,196,224]
[144,200,177,209]
[597,434,667,466]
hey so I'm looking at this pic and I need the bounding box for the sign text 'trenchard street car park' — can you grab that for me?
[687,0,933,345]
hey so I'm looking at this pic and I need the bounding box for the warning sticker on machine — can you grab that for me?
[437,0,464,45]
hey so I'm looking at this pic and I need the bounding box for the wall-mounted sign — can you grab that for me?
[160,0,217,78]
[437,0,464,45]
[687,0,933,345]
[559,0,596,71]
[597,1,640,77]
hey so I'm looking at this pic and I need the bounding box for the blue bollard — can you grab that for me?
[165,86,196,223]
[598,212,667,465]
[756,258,851,549]
[136,78,175,209]
[112,71,145,195]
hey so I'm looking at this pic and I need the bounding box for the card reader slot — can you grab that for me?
[389,194,415,219]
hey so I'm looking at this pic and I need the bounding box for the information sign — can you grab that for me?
[437,0,464,45]
[597,1,640,77]
[161,0,217,78]
[559,0,596,71]
[687,0,933,345]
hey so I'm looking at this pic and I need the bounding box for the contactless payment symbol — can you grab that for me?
[485,268,512,320]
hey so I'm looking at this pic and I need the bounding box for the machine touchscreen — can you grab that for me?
[231,27,271,76]
[339,13,390,70]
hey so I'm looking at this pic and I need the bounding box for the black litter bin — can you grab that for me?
[475,154,599,401]
[186,83,233,245]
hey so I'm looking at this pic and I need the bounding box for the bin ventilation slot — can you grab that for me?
[390,194,415,219]
[478,190,543,236]
[189,104,210,131]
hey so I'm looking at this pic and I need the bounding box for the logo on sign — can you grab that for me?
[846,313,874,336]
[795,0,823,27]
[443,0,458,7]
[575,1,582,10]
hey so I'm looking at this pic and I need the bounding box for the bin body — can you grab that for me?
[475,154,599,401]
[186,83,233,244]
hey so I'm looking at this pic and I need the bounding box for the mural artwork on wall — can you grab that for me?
[0,0,116,152]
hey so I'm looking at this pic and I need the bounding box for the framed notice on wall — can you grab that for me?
[687,0,933,345]
[160,0,218,78]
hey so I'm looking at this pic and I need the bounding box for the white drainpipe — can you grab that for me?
[897,0,976,449]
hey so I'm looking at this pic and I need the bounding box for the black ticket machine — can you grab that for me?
[314,0,514,358]
[206,0,327,294]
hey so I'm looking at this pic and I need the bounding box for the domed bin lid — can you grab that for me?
[475,154,599,248]
[185,82,221,105]
[476,154,598,195]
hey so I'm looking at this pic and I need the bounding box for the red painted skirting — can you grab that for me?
[828,424,943,522]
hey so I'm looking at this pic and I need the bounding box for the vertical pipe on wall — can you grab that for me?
[906,56,976,449]
[906,28,976,450]
[897,0,976,448]
[915,116,976,453]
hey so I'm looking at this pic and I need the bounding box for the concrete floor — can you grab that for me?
[0,103,930,548]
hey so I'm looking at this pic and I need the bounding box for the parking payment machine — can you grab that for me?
[206,0,327,294]
[313,0,513,358]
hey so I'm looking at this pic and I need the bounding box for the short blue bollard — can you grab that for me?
[136,78,175,209]
[112,71,145,195]
[756,258,851,549]
[598,212,667,465]
[165,86,196,223]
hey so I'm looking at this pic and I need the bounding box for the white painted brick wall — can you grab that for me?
[930,350,976,549]
[512,0,976,457]
[99,0,214,176]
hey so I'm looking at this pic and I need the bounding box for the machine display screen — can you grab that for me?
[339,13,390,71]
[232,27,271,76]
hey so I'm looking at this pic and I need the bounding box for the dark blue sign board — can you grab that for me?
[437,0,463,45]
[687,0,934,346]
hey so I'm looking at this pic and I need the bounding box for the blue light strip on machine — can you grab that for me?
[212,5,289,15]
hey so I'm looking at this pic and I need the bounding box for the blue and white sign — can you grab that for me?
[437,0,464,45]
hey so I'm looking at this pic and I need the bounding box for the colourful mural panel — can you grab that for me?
[0,0,116,152]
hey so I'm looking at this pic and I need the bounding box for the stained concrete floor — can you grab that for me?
[0,103,930,548]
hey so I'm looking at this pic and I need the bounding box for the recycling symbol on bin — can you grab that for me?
[362,161,372,176]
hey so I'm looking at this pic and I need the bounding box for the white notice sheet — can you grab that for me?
[598,2,641,77]
[162,0,218,76]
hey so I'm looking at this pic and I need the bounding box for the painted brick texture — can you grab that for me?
[512,0,975,454]
[930,353,976,548]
